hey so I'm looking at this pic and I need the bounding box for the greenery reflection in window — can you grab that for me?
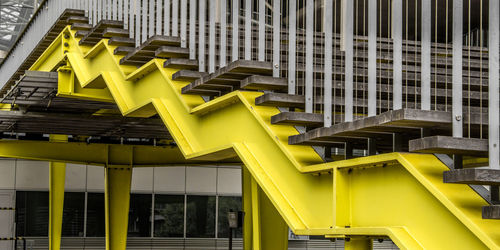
[186,195,216,238]
[217,196,242,238]
[154,195,184,237]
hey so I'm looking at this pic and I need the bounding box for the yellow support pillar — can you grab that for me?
[242,168,288,250]
[105,165,132,250]
[48,135,67,250]
[345,237,373,250]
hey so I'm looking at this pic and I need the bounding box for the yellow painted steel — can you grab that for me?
[0,140,239,166]
[104,166,132,250]
[27,26,500,249]
[345,238,373,250]
[242,168,288,250]
[48,135,67,250]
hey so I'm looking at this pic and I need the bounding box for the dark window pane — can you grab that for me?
[16,191,49,236]
[128,194,152,237]
[86,193,105,237]
[154,195,184,237]
[62,192,85,237]
[186,195,215,238]
[217,196,242,238]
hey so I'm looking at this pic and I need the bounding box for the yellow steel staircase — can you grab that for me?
[24,23,500,250]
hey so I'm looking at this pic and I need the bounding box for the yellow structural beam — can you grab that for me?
[27,26,500,249]
[345,238,373,250]
[0,140,239,166]
[242,168,288,250]
[48,135,67,250]
[105,165,132,250]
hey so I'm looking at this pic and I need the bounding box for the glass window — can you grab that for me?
[16,191,49,236]
[154,195,184,237]
[128,194,152,237]
[186,195,216,238]
[62,192,85,237]
[86,193,105,237]
[217,196,242,238]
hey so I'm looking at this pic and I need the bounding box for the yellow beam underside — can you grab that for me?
[27,26,500,249]
[0,140,240,166]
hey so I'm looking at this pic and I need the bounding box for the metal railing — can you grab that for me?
[0,0,498,168]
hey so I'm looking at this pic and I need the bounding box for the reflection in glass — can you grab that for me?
[186,195,216,238]
[62,192,85,237]
[154,195,184,237]
[217,196,242,238]
[16,191,49,236]
[128,194,152,237]
[86,193,105,237]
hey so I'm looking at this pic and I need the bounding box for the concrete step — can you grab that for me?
[182,60,273,95]
[120,35,181,65]
[163,58,199,70]
[103,27,129,38]
[483,205,500,219]
[71,23,92,31]
[108,37,135,47]
[271,112,324,127]
[444,169,500,185]
[172,70,207,81]
[114,46,135,56]
[66,16,88,24]
[410,136,488,157]
[240,76,287,91]
[79,20,124,46]
[155,46,190,58]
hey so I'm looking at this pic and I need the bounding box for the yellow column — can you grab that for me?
[242,168,288,250]
[48,135,67,250]
[345,237,373,250]
[105,165,132,250]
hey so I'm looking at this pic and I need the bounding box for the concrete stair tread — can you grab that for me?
[271,112,324,127]
[103,27,129,38]
[172,70,207,81]
[181,60,273,96]
[120,36,181,65]
[163,58,198,69]
[289,109,450,146]
[155,46,190,58]
[410,136,488,157]
[114,46,135,56]
[66,16,88,24]
[71,23,92,31]
[108,37,135,47]
[240,75,287,91]
[444,169,500,185]
[483,205,500,219]
[79,20,124,46]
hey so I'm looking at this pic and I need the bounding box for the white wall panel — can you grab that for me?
[0,191,14,250]
[65,163,87,191]
[153,166,185,193]
[15,160,48,190]
[186,167,216,194]
[131,167,153,192]
[86,165,104,192]
[217,167,241,195]
[0,159,15,189]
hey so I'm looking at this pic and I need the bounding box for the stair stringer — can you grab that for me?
[26,26,500,249]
